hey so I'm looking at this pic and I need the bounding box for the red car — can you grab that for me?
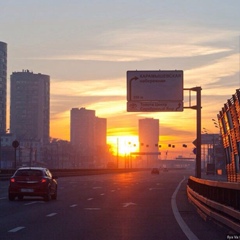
[8,167,58,201]
[151,168,160,174]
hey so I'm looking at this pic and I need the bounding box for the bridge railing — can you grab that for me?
[187,176,240,233]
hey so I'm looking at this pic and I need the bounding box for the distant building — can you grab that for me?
[218,89,240,182]
[10,70,50,144]
[95,117,107,167]
[139,118,159,167]
[70,108,107,167]
[95,117,107,146]
[0,133,16,168]
[0,41,7,133]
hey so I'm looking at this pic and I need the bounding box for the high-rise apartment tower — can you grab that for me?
[10,70,50,143]
[0,41,7,133]
[139,118,159,167]
[70,108,107,167]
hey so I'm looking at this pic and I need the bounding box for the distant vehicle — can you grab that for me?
[163,167,168,172]
[8,167,58,201]
[151,168,159,174]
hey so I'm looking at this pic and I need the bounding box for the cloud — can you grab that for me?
[23,40,231,64]
[186,53,239,85]
[17,24,237,64]
[51,78,125,97]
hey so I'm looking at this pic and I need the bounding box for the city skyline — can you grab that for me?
[1,1,240,157]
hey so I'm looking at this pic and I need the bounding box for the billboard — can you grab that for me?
[127,70,183,112]
[127,101,183,112]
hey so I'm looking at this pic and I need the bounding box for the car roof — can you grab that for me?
[16,167,47,171]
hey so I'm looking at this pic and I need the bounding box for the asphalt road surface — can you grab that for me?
[0,169,233,240]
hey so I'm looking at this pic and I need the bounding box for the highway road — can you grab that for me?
[0,169,232,240]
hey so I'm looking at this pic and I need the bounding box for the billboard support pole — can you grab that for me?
[196,87,202,178]
[184,87,202,178]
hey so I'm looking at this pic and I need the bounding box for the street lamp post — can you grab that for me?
[0,136,1,169]
[128,142,131,168]
[140,143,149,168]
[12,140,19,169]
[116,138,119,168]
[146,144,149,168]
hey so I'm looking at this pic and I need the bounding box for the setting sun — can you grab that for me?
[107,135,139,156]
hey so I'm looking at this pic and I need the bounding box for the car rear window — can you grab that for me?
[15,170,43,177]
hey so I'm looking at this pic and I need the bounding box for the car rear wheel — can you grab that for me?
[44,188,51,201]
[18,195,24,200]
[52,188,57,200]
[9,194,15,201]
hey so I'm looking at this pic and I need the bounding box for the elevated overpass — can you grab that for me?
[159,158,195,169]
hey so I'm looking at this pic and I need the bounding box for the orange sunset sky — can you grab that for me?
[2,1,240,157]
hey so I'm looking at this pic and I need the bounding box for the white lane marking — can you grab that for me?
[8,226,25,233]
[24,201,45,205]
[88,198,93,201]
[123,202,136,208]
[93,187,102,189]
[100,193,105,196]
[171,176,199,240]
[84,208,101,210]
[149,188,163,191]
[0,197,6,200]
[111,190,115,192]
[25,201,38,206]
[70,204,78,208]
[46,213,57,217]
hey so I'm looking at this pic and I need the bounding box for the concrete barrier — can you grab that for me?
[0,168,145,180]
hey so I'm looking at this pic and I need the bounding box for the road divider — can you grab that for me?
[0,168,145,180]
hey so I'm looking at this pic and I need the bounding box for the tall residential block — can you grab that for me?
[139,118,159,167]
[95,117,107,167]
[0,41,7,133]
[70,108,107,167]
[10,70,50,143]
[95,117,107,149]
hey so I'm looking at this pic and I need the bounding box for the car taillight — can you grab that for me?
[41,178,47,183]
[10,178,15,183]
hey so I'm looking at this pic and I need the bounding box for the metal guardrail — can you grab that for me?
[187,176,240,233]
